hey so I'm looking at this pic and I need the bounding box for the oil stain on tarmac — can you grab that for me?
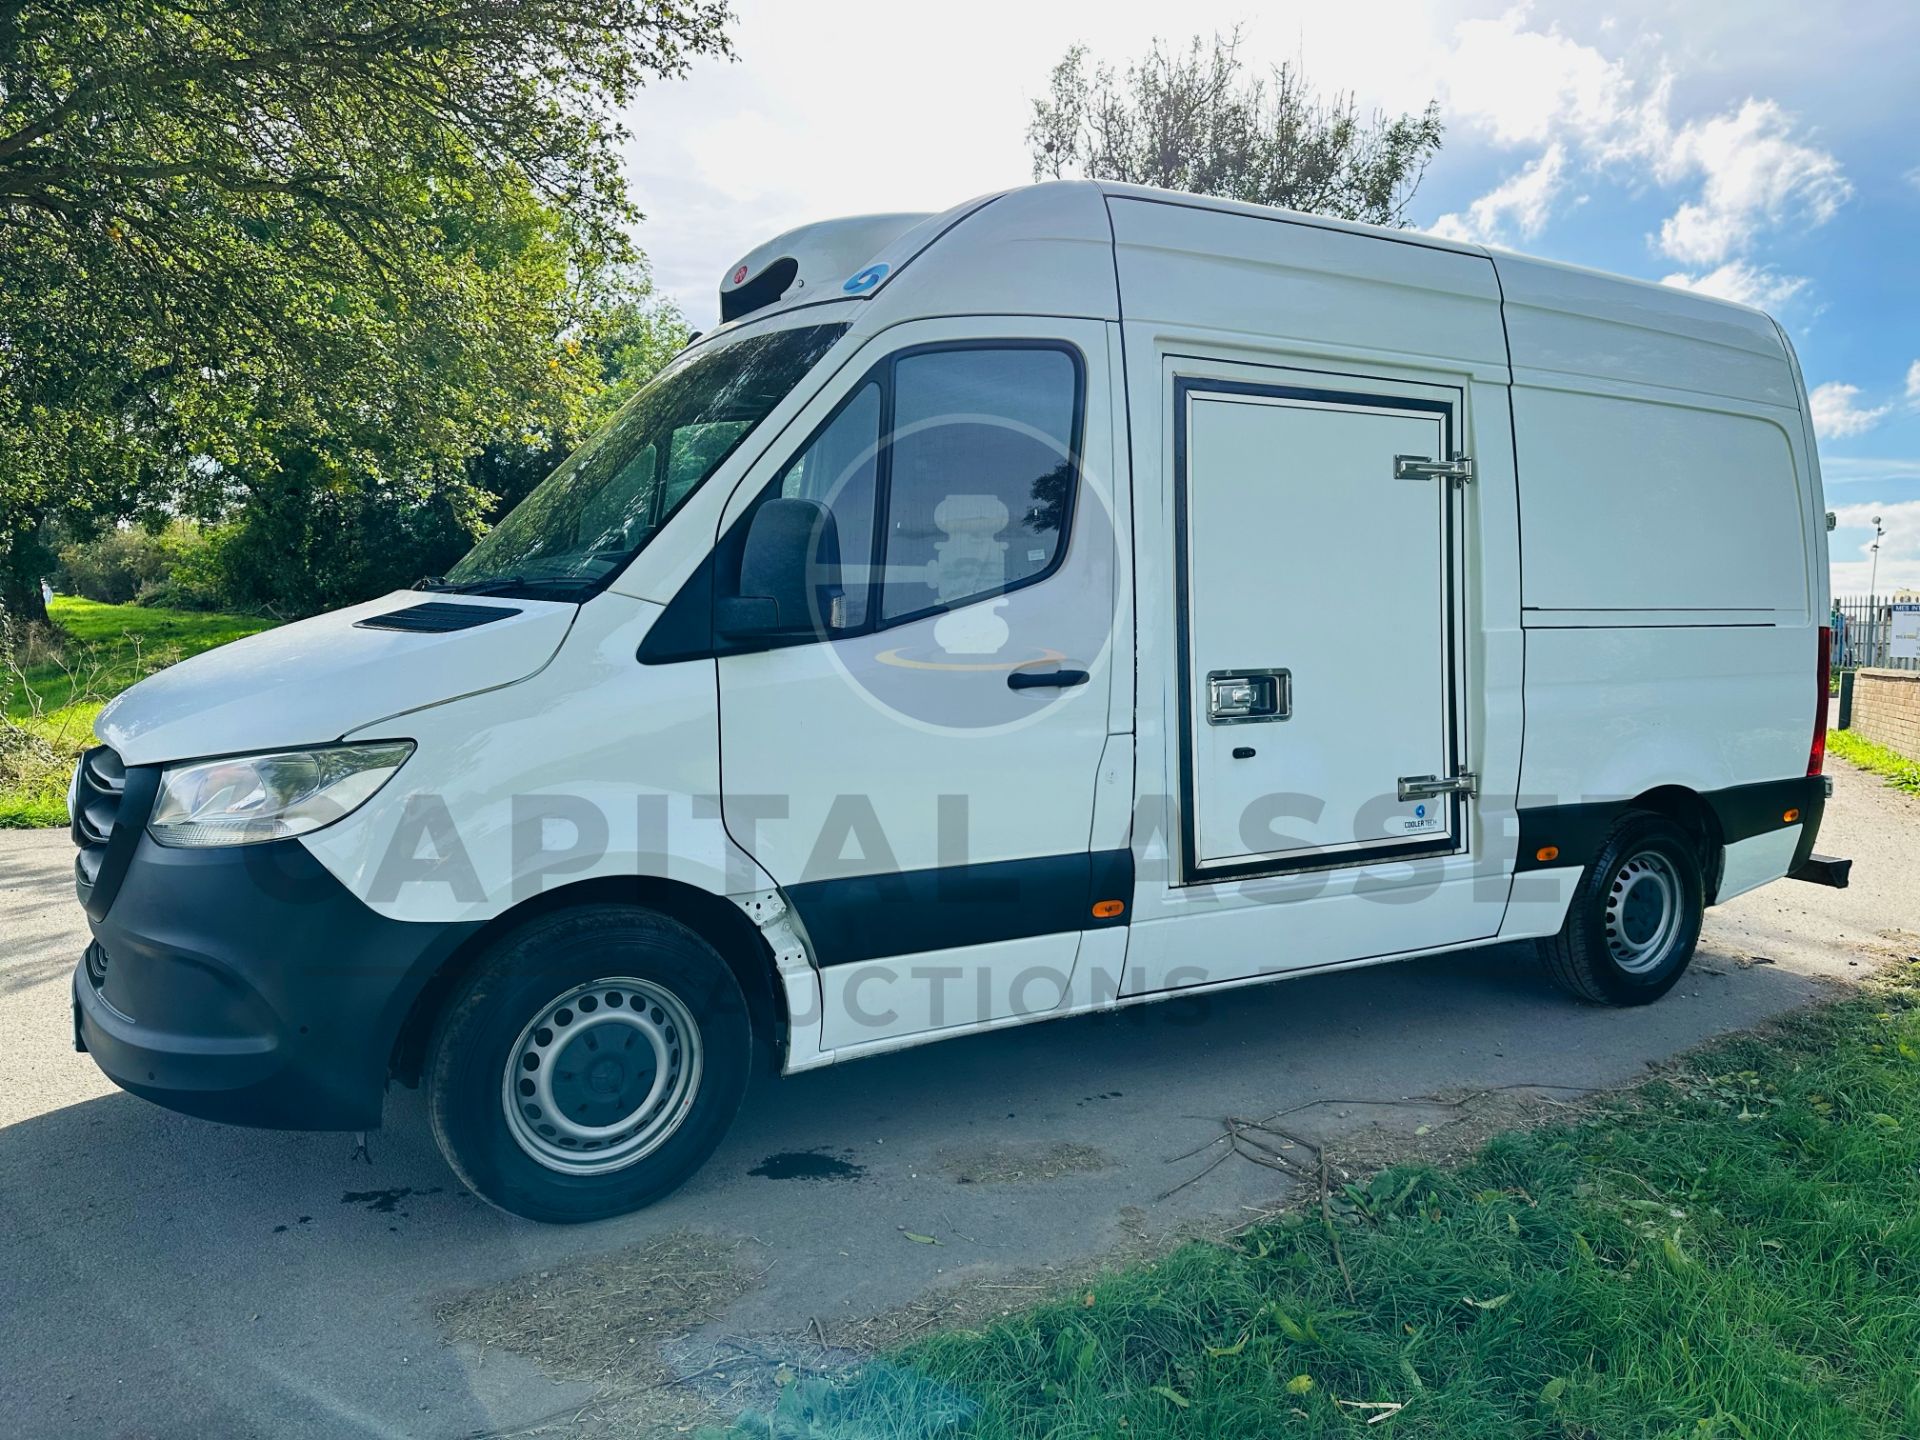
[749,1149,866,1181]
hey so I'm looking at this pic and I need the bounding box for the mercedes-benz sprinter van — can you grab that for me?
[70,182,1847,1221]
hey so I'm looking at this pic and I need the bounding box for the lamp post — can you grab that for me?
[1869,515,1883,597]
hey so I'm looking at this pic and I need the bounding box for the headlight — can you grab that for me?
[148,742,414,848]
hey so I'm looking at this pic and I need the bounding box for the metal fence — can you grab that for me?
[1830,593,1920,673]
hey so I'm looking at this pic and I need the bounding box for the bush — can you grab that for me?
[135,523,235,610]
[0,716,69,826]
[55,526,171,604]
[55,521,233,610]
[0,615,79,827]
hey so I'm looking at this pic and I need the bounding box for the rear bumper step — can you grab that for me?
[1788,854,1851,889]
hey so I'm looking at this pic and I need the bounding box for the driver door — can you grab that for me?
[714,318,1120,1055]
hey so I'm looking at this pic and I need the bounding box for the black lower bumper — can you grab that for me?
[1788,853,1851,888]
[74,834,477,1130]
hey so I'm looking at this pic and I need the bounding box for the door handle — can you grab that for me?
[1007,668,1091,691]
[1206,668,1291,723]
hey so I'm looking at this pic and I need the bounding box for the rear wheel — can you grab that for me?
[426,904,751,1223]
[1541,813,1705,1005]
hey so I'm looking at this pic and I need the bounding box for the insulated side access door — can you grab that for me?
[1179,379,1466,879]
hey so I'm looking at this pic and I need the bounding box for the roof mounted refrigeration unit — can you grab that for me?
[717,212,931,322]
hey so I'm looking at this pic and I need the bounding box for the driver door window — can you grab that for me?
[879,347,1078,622]
[739,343,1081,640]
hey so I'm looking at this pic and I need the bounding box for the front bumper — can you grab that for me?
[74,832,477,1131]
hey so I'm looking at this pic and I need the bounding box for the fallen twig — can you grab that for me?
[1318,1150,1356,1304]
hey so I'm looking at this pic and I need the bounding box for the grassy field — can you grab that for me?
[725,965,1920,1439]
[1829,728,1920,797]
[1,597,273,827]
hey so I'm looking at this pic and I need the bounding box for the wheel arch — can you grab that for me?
[387,876,786,1089]
[1625,784,1724,897]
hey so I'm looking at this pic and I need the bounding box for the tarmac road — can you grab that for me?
[2,761,1914,1438]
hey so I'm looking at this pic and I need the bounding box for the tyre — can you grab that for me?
[426,904,752,1223]
[1540,813,1705,1006]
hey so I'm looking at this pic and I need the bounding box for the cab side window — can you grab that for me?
[879,348,1079,623]
[744,342,1081,639]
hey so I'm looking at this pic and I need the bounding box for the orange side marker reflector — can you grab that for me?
[1535,845,1560,863]
[1092,899,1125,919]
[1782,808,1800,824]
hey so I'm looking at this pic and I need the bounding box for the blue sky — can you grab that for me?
[618,1,1919,594]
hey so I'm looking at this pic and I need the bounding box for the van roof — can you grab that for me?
[709,181,1794,407]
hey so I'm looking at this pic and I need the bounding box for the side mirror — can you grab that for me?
[716,497,842,638]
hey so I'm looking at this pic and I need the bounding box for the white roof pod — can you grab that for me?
[716,211,930,322]
[712,183,1123,332]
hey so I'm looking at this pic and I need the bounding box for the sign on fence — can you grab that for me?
[1831,594,1920,671]
[1891,603,1920,663]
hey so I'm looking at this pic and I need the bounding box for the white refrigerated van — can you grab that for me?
[71,181,1847,1221]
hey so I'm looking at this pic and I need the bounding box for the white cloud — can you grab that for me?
[1428,144,1566,245]
[1809,382,1891,440]
[1652,100,1850,265]
[609,2,1858,324]
[1830,500,1920,593]
[1822,455,1920,485]
[1659,260,1806,310]
[1907,359,1920,404]
[1437,12,1648,149]
[1432,12,1848,271]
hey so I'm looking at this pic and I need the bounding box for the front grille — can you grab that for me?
[72,744,130,914]
[72,744,124,844]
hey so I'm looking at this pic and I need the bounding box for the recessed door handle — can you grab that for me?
[1206,668,1291,723]
[1007,668,1090,691]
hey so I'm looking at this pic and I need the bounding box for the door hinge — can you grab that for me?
[1397,770,1478,801]
[1393,453,1474,485]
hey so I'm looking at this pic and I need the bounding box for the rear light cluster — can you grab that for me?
[1808,625,1830,777]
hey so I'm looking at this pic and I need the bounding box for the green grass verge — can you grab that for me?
[724,969,1920,1439]
[1,597,274,828]
[5,596,272,721]
[1828,729,1920,796]
[0,790,71,828]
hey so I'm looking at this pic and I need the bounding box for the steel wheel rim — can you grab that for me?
[1605,850,1683,975]
[501,977,703,1175]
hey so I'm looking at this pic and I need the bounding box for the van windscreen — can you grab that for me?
[438,323,847,601]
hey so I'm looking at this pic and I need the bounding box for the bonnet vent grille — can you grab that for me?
[356,602,521,633]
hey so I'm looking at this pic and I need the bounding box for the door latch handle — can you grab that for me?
[1397,771,1477,801]
[1206,668,1291,724]
[1008,668,1091,691]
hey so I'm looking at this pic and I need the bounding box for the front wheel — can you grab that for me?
[1541,813,1706,1006]
[426,904,752,1223]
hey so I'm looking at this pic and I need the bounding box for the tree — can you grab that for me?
[206,258,689,616]
[1028,32,1442,227]
[0,1,731,622]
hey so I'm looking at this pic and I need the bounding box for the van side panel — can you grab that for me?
[1510,388,1808,612]
[1516,625,1811,803]
[1494,252,1822,911]
[1106,195,1508,372]
[1495,251,1815,620]
[1496,255,1800,408]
